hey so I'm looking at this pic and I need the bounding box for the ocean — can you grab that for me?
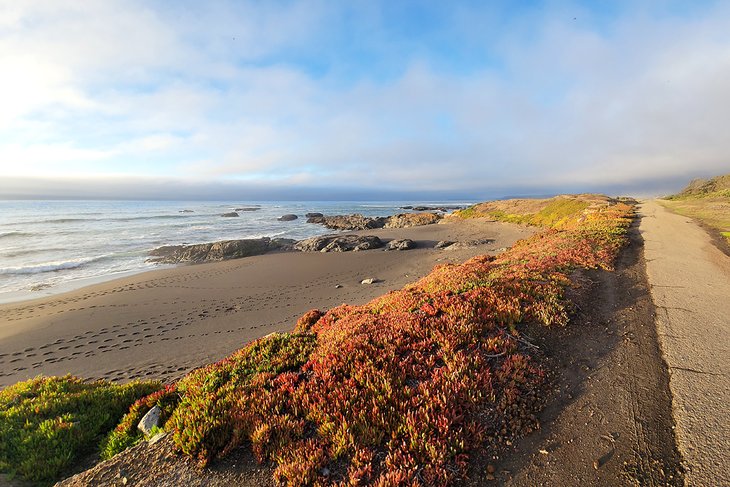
[0,200,469,302]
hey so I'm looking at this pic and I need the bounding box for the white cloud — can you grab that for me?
[0,1,729,197]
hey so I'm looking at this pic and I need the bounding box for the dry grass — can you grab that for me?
[660,173,730,241]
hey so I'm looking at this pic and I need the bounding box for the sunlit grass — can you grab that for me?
[0,375,160,484]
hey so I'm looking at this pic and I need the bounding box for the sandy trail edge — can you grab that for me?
[640,200,730,487]
[0,219,534,389]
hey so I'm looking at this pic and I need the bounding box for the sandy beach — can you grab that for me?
[0,219,534,388]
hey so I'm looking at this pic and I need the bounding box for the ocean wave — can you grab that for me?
[2,248,68,258]
[0,256,107,275]
[0,231,34,239]
[18,214,206,225]
[41,218,88,224]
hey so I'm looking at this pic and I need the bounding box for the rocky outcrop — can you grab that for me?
[148,237,295,264]
[179,209,194,213]
[295,235,383,252]
[306,214,387,230]
[434,240,455,249]
[386,239,416,250]
[307,212,441,230]
[235,207,260,212]
[221,212,239,217]
[442,239,495,250]
[384,213,441,228]
[278,214,298,221]
[400,205,464,212]
[305,212,324,218]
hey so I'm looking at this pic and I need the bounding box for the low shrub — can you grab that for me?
[0,375,160,484]
[168,332,317,465]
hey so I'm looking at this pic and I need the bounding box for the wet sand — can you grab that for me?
[0,219,535,388]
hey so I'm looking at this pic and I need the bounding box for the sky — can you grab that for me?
[1,0,729,200]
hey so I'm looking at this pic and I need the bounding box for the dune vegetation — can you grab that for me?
[0,376,160,484]
[662,174,730,244]
[106,195,632,485]
[0,195,634,486]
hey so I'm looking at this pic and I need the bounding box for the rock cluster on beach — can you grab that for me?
[400,205,464,212]
[307,212,442,230]
[148,237,295,264]
[386,239,416,250]
[306,214,388,230]
[438,238,495,250]
[294,235,383,252]
[384,212,441,228]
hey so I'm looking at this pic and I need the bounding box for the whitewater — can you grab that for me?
[0,200,467,301]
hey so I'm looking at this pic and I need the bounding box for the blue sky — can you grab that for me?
[0,0,728,199]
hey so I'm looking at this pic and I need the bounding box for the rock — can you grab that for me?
[361,278,378,285]
[148,431,167,444]
[179,209,194,213]
[400,205,464,212]
[386,239,416,251]
[435,240,455,249]
[335,284,343,288]
[278,214,298,221]
[137,405,161,436]
[295,235,383,252]
[306,214,387,230]
[305,212,324,218]
[306,212,442,230]
[443,239,495,250]
[383,212,441,228]
[221,212,239,217]
[235,207,260,212]
[148,237,295,264]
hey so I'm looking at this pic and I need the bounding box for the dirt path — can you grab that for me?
[640,200,730,487]
[497,213,682,486]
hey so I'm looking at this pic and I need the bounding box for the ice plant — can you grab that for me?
[108,196,634,485]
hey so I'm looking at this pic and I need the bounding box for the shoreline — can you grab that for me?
[0,266,173,306]
[0,210,460,305]
[0,218,535,388]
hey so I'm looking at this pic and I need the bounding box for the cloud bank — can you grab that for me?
[1,1,728,199]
